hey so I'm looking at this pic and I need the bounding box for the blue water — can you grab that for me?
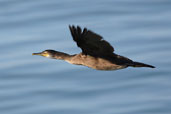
[1,0,171,114]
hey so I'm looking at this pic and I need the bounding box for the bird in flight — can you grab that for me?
[32,25,155,70]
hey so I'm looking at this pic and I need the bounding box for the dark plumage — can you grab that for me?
[69,26,114,56]
[32,25,155,70]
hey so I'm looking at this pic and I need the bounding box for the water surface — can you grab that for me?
[0,0,171,114]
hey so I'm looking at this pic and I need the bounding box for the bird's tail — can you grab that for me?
[128,61,155,68]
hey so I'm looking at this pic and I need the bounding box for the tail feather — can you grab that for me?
[128,61,155,68]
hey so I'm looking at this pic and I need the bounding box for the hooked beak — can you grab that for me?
[32,52,50,57]
[32,52,42,56]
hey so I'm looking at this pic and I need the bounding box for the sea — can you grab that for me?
[0,0,171,114]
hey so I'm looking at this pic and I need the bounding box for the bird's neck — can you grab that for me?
[52,52,72,61]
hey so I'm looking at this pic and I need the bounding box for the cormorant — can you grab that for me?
[32,25,155,70]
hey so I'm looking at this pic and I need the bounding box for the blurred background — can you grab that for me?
[0,0,171,114]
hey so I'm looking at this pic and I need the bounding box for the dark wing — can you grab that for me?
[69,25,114,56]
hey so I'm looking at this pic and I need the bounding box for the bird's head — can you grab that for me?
[32,50,57,58]
[32,49,70,60]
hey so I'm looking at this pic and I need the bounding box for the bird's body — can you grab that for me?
[33,25,155,70]
[65,53,127,70]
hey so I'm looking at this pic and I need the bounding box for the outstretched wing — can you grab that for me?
[69,25,114,56]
